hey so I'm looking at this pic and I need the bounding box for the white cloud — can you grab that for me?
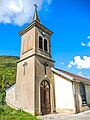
[81,42,86,46]
[78,71,84,77]
[67,64,72,68]
[81,42,90,47]
[9,0,23,13]
[60,62,64,65]
[67,56,90,69]
[87,36,90,39]
[87,42,90,47]
[67,61,76,68]
[0,0,53,26]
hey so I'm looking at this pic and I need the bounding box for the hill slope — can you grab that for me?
[0,105,38,120]
[0,56,19,104]
[0,56,39,120]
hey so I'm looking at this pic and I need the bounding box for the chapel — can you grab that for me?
[6,5,90,115]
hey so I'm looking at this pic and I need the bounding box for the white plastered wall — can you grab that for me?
[54,73,75,113]
[6,86,16,108]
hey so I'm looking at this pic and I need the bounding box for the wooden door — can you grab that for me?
[40,80,51,115]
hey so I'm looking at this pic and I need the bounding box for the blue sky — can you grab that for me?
[0,0,90,78]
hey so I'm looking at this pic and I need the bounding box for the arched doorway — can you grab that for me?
[40,80,51,115]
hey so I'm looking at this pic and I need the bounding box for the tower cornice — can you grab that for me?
[17,53,55,63]
[19,20,53,36]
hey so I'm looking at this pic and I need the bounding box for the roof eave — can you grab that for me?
[6,84,16,93]
[19,20,53,36]
[51,67,74,81]
[74,78,90,85]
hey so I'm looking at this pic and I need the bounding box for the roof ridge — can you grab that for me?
[54,67,90,81]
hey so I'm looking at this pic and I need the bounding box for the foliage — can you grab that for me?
[0,105,39,120]
[0,56,19,104]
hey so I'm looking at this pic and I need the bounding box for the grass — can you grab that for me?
[0,105,39,120]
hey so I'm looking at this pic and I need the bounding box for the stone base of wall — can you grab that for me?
[6,101,19,110]
[81,104,90,112]
[56,108,75,114]
[6,100,35,115]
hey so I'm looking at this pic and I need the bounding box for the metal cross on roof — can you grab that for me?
[34,4,38,11]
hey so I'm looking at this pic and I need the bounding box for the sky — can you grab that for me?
[0,0,90,78]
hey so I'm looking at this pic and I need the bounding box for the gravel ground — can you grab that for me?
[38,110,90,120]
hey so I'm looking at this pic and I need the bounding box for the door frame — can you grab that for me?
[40,80,51,115]
[39,79,53,115]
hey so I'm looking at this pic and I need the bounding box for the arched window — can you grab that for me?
[44,39,47,52]
[23,39,27,53]
[39,36,43,49]
[80,83,87,105]
[27,36,32,50]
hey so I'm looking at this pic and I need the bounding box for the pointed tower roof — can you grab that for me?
[19,4,53,36]
[32,4,40,22]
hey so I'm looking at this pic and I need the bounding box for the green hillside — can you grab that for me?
[0,56,39,120]
[0,56,19,104]
[0,105,38,120]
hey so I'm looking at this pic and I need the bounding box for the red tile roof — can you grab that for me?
[54,68,90,84]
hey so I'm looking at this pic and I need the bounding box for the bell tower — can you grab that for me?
[15,5,55,115]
